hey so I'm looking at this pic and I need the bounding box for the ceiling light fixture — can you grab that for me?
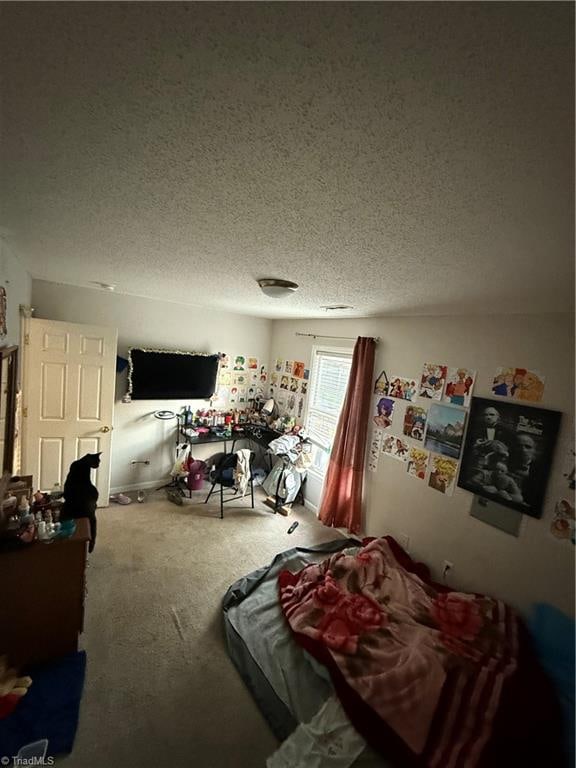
[90,281,116,291]
[321,304,354,311]
[257,278,299,299]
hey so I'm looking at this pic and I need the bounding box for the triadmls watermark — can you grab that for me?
[1,758,55,766]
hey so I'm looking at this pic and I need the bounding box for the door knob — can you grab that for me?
[100,425,112,433]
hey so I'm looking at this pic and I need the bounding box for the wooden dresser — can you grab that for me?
[0,518,90,667]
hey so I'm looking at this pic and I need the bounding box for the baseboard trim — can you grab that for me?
[304,499,318,514]
[110,478,172,495]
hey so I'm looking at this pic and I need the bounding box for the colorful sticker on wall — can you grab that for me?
[443,367,476,407]
[233,355,246,371]
[303,368,310,381]
[229,387,238,404]
[234,373,247,386]
[550,499,575,543]
[382,434,410,462]
[403,406,427,441]
[491,367,545,403]
[247,357,258,370]
[285,360,293,374]
[368,430,383,472]
[219,353,230,369]
[275,359,284,372]
[388,376,417,401]
[428,455,459,495]
[280,375,290,390]
[373,397,395,430]
[300,381,308,395]
[424,403,467,459]
[260,371,268,384]
[407,447,429,480]
[293,361,305,378]
[290,377,300,393]
[419,363,447,400]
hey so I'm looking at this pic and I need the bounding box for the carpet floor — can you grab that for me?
[60,486,344,768]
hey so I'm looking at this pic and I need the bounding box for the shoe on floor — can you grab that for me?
[109,493,132,505]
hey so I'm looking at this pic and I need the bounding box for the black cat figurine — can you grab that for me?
[60,452,101,552]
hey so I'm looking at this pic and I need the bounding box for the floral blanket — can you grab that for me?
[278,537,521,768]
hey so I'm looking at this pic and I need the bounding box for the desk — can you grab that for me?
[180,423,283,456]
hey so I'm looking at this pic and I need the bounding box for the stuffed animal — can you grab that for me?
[0,655,32,719]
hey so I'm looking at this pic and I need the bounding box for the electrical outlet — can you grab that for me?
[442,560,454,581]
[398,533,410,552]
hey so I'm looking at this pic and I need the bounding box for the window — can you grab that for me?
[305,347,352,476]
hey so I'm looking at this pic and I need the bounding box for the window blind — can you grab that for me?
[306,350,352,453]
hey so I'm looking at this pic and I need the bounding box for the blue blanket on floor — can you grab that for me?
[0,651,86,759]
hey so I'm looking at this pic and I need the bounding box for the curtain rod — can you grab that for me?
[295,333,380,343]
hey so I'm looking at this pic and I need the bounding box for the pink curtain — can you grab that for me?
[318,336,376,535]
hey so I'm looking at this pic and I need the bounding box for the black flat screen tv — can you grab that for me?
[127,348,220,400]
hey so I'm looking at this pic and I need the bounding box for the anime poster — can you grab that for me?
[491,367,545,403]
[229,387,238,404]
[403,406,427,441]
[388,376,417,401]
[219,371,232,386]
[419,363,448,400]
[234,373,247,386]
[215,387,229,405]
[407,447,429,480]
[247,357,259,370]
[382,434,410,462]
[276,392,287,413]
[297,395,305,421]
[373,397,395,430]
[238,387,247,404]
[550,499,575,544]
[275,359,284,373]
[293,361,306,378]
[247,386,256,401]
[428,455,459,495]
[285,360,293,374]
[260,370,268,384]
[374,370,389,396]
[443,368,476,407]
[271,372,279,386]
[368,430,383,472]
[424,403,467,459]
[249,371,259,385]
[287,393,296,414]
[280,375,290,390]
[219,353,230,369]
[303,368,310,381]
[290,377,300,393]
[233,355,246,371]
[300,381,308,395]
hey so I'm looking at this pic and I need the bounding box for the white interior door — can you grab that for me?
[22,318,117,505]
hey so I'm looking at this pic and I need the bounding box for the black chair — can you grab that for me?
[204,451,255,519]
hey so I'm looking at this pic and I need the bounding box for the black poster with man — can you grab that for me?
[458,397,561,518]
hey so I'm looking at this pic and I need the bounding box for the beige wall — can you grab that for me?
[270,313,575,617]
[32,280,272,492]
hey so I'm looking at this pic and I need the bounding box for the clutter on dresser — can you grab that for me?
[1,476,73,550]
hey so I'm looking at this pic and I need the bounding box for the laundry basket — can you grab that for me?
[187,459,207,491]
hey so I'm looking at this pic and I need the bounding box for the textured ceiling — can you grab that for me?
[0,2,573,318]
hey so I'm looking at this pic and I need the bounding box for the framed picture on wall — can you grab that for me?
[457,396,561,518]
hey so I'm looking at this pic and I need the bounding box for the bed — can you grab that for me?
[223,537,566,768]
